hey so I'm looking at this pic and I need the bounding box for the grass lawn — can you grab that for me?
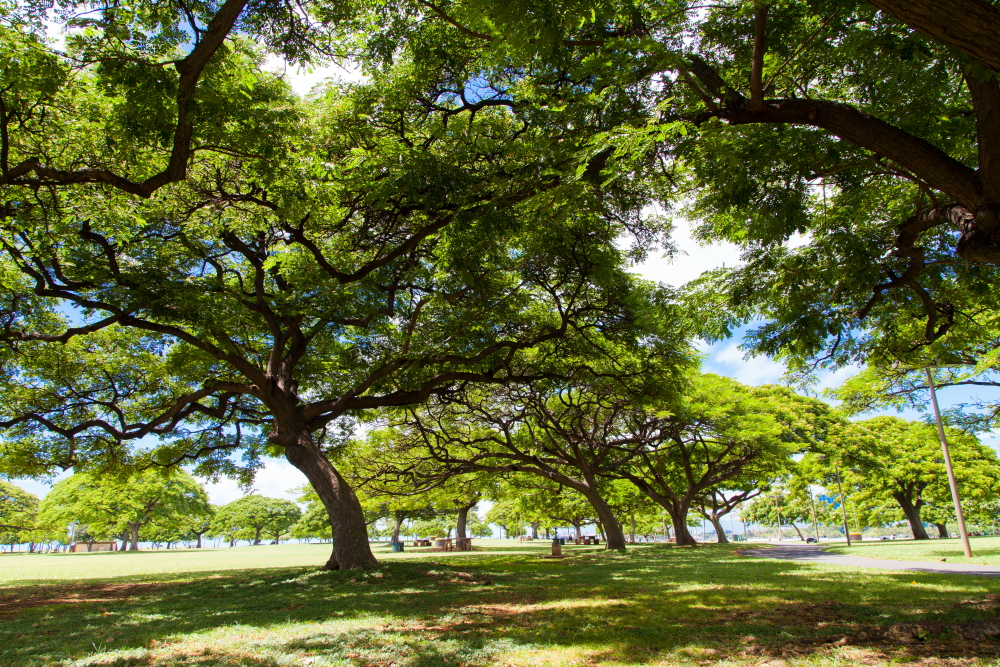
[3,540,1000,667]
[827,536,1000,566]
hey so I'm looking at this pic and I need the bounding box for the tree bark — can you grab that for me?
[128,523,140,551]
[936,522,949,538]
[789,522,805,542]
[667,504,698,546]
[578,487,627,552]
[711,516,729,544]
[893,493,930,540]
[252,526,262,545]
[531,522,539,539]
[868,0,1000,74]
[455,505,470,539]
[282,427,378,570]
[630,513,636,544]
[391,512,405,543]
[196,532,204,548]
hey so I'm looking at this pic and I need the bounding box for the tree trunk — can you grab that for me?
[455,504,472,540]
[196,532,204,548]
[666,503,697,546]
[571,520,581,540]
[936,522,949,538]
[893,493,930,540]
[790,523,805,542]
[711,515,729,544]
[253,526,262,546]
[391,512,405,543]
[282,428,378,570]
[578,488,627,552]
[630,513,636,544]
[129,523,140,551]
[531,522,539,539]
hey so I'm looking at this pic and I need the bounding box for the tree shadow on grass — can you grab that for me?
[3,545,1000,666]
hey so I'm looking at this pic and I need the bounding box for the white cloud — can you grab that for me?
[708,342,787,386]
[631,218,742,288]
[200,457,308,505]
[264,57,368,96]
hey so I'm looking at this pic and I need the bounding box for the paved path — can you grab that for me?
[751,544,1000,577]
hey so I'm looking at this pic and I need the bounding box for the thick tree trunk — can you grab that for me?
[868,0,1000,74]
[129,523,140,551]
[391,512,405,543]
[936,522,949,538]
[571,521,580,540]
[578,488,627,552]
[196,532,204,548]
[711,516,729,544]
[530,522,539,539]
[894,495,930,540]
[252,526,262,545]
[455,506,470,539]
[282,428,377,570]
[790,523,805,542]
[667,504,698,546]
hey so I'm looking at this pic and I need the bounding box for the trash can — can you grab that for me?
[391,541,404,553]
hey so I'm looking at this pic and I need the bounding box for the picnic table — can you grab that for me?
[455,537,473,551]
[412,539,432,547]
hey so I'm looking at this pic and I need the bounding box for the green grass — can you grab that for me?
[0,540,556,585]
[827,536,1000,566]
[3,539,1000,667]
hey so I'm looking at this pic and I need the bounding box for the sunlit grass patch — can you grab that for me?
[828,536,1000,567]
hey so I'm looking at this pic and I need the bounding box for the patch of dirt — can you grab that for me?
[736,618,1000,665]
[423,569,493,586]
[0,581,165,616]
[956,594,1000,612]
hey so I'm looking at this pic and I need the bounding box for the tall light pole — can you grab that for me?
[809,488,821,542]
[818,455,853,547]
[925,368,973,558]
[833,461,852,547]
[770,495,783,542]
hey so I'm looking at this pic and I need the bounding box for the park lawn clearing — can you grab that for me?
[827,536,1000,567]
[0,541,998,666]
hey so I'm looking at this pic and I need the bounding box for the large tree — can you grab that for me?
[210,494,301,545]
[372,358,693,552]
[37,469,209,550]
[617,375,833,545]
[800,416,1000,539]
[0,481,39,549]
[0,59,665,570]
